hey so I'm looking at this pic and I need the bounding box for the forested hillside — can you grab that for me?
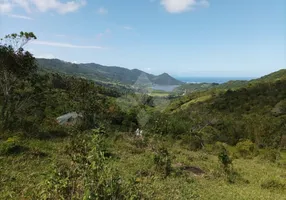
[173,69,286,94]
[1,32,285,200]
[252,69,286,83]
[37,58,183,85]
[165,80,286,147]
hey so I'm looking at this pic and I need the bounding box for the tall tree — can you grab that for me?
[0,32,37,131]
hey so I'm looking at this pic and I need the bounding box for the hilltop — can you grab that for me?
[173,69,286,94]
[37,58,183,86]
[251,69,286,83]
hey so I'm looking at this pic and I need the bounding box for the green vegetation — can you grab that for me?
[252,69,286,83]
[37,58,183,86]
[1,32,286,199]
[150,90,170,97]
[173,80,249,95]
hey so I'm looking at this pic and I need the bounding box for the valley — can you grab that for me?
[1,32,286,199]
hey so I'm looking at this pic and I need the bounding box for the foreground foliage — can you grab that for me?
[1,32,286,199]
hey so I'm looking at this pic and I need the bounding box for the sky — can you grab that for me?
[0,0,285,77]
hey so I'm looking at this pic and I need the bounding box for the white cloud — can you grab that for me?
[1,0,86,14]
[123,26,133,30]
[8,14,33,20]
[97,6,108,15]
[0,2,13,13]
[30,0,86,14]
[160,0,209,13]
[31,40,104,49]
[13,0,31,12]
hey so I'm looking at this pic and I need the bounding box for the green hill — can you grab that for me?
[37,58,183,86]
[1,44,286,200]
[174,69,286,96]
[168,69,286,113]
[165,73,286,147]
[251,69,286,83]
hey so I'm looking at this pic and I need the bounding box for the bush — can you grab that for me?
[218,147,232,171]
[208,142,229,155]
[280,134,286,150]
[181,134,203,151]
[259,148,281,163]
[216,145,250,184]
[235,139,258,159]
[261,179,286,190]
[148,113,189,136]
[39,118,69,139]
[0,136,28,155]
[201,126,220,145]
[40,131,143,199]
[153,146,172,177]
[130,136,149,149]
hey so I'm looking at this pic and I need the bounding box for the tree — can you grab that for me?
[0,32,37,131]
[68,78,105,130]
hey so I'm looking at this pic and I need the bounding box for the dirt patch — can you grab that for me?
[182,166,205,175]
[174,163,205,175]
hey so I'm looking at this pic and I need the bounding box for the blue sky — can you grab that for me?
[0,0,285,77]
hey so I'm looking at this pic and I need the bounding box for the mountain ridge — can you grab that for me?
[37,58,183,86]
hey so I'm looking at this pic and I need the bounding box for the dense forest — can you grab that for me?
[0,32,285,199]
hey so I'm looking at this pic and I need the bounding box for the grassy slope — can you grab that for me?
[1,134,285,199]
[179,95,212,111]
[0,138,69,199]
[1,70,286,199]
[169,69,286,113]
[173,69,286,97]
[110,134,286,199]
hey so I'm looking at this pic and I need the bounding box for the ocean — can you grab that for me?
[151,77,254,92]
[175,77,254,84]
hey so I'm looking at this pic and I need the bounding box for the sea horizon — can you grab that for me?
[174,76,255,84]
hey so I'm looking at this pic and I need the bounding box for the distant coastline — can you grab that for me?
[151,77,255,92]
[175,77,254,84]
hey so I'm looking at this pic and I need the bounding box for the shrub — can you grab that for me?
[261,180,286,190]
[130,136,149,149]
[218,147,232,171]
[235,139,258,159]
[280,134,286,150]
[148,113,189,136]
[153,146,172,177]
[0,136,28,155]
[201,126,220,144]
[181,134,203,151]
[216,146,249,184]
[39,118,69,139]
[210,142,229,155]
[259,148,281,163]
[40,131,143,199]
